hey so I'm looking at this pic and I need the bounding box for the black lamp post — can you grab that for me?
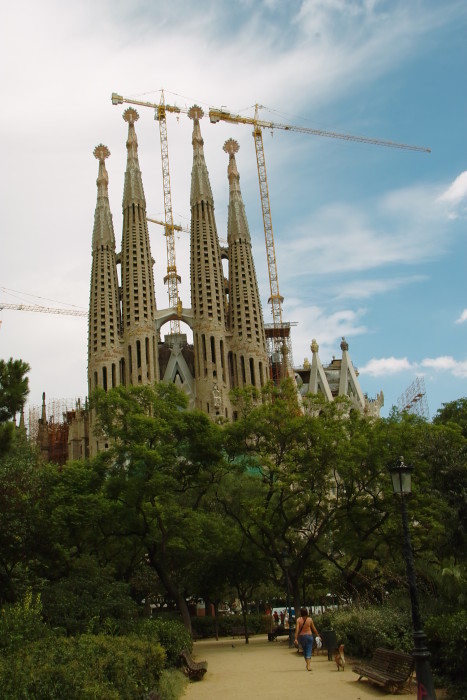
[388,457,437,700]
[282,549,295,648]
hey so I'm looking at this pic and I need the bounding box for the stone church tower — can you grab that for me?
[88,144,122,396]
[224,138,268,393]
[188,106,232,419]
[87,109,160,455]
[119,107,159,386]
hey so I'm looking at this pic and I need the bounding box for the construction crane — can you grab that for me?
[208,104,430,380]
[147,217,228,247]
[112,92,183,334]
[0,303,87,317]
[112,92,430,380]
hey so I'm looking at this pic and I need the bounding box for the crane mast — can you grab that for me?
[156,92,182,334]
[112,92,183,334]
[253,123,288,380]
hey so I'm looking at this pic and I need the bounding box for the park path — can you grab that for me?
[183,634,417,700]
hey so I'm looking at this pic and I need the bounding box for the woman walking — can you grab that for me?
[294,607,320,671]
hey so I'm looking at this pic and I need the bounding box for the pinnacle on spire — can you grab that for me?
[122,107,146,208]
[188,105,204,121]
[223,138,240,156]
[124,108,140,163]
[123,107,139,125]
[92,143,116,248]
[340,337,349,352]
[189,106,205,156]
[224,139,241,186]
[93,144,110,199]
[94,144,111,161]
[41,392,47,422]
[311,339,319,353]
[189,105,213,207]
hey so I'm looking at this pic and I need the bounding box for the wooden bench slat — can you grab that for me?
[179,650,208,681]
[352,647,414,692]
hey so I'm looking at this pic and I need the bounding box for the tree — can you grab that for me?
[0,358,30,455]
[0,439,42,603]
[90,383,227,633]
[221,383,457,607]
[433,397,467,439]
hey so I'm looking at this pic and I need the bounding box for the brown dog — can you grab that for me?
[335,644,345,671]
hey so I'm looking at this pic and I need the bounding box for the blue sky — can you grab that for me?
[0,0,465,420]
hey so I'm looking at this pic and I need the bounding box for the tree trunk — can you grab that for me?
[151,558,192,635]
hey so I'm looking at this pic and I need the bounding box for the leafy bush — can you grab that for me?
[316,603,413,658]
[155,668,188,700]
[190,613,266,639]
[0,633,166,700]
[425,610,467,699]
[0,592,49,654]
[138,618,192,666]
[41,556,138,635]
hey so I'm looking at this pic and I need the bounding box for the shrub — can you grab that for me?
[0,592,49,654]
[425,610,467,699]
[41,556,138,635]
[138,618,192,666]
[155,668,188,700]
[0,633,166,700]
[316,603,413,658]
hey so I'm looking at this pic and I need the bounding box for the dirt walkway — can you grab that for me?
[183,635,418,700]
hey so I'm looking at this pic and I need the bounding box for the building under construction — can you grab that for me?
[36,102,384,460]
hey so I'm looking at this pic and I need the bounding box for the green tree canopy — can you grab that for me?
[90,382,227,632]
[0,358,30,422]
[0,358,30,455]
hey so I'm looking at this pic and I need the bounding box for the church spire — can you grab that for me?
[188,106,230,419]
[122,108,146,208]
[189,106,214,207]
[224,139,268,390]
[119,108,159,387]
[88,144,122,417]
[92,144,115,248]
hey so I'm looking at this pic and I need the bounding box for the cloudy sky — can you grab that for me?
[0,0,466,420]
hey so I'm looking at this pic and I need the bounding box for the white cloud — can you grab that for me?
[421,357,467,378]
[456,309,467,324]
[333,275,427,300]
[359,355,467,380]
[359,357,414,376]
[439,171,467,204]
[285,303,368,366]
[278,173,464,286]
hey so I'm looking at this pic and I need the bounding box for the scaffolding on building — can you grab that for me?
[397,376,430,420]
[264,321,297,383]
[27,397,86,465]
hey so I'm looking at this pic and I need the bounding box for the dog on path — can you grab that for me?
[335,644,345,671]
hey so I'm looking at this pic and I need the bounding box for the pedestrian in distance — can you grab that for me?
[294,607,320,671]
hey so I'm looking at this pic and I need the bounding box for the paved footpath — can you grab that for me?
[183,635,420,700]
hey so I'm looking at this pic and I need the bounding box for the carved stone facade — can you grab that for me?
[295,338,384,416]
[74,107,383,457]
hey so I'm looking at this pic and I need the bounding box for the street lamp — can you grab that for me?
[282,549,295,648]
[388,457,437,700]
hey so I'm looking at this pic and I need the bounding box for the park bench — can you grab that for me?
[268,626,292,642]
[179,649,208,681]
[352,647,414,693]
[231,625,255,638]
